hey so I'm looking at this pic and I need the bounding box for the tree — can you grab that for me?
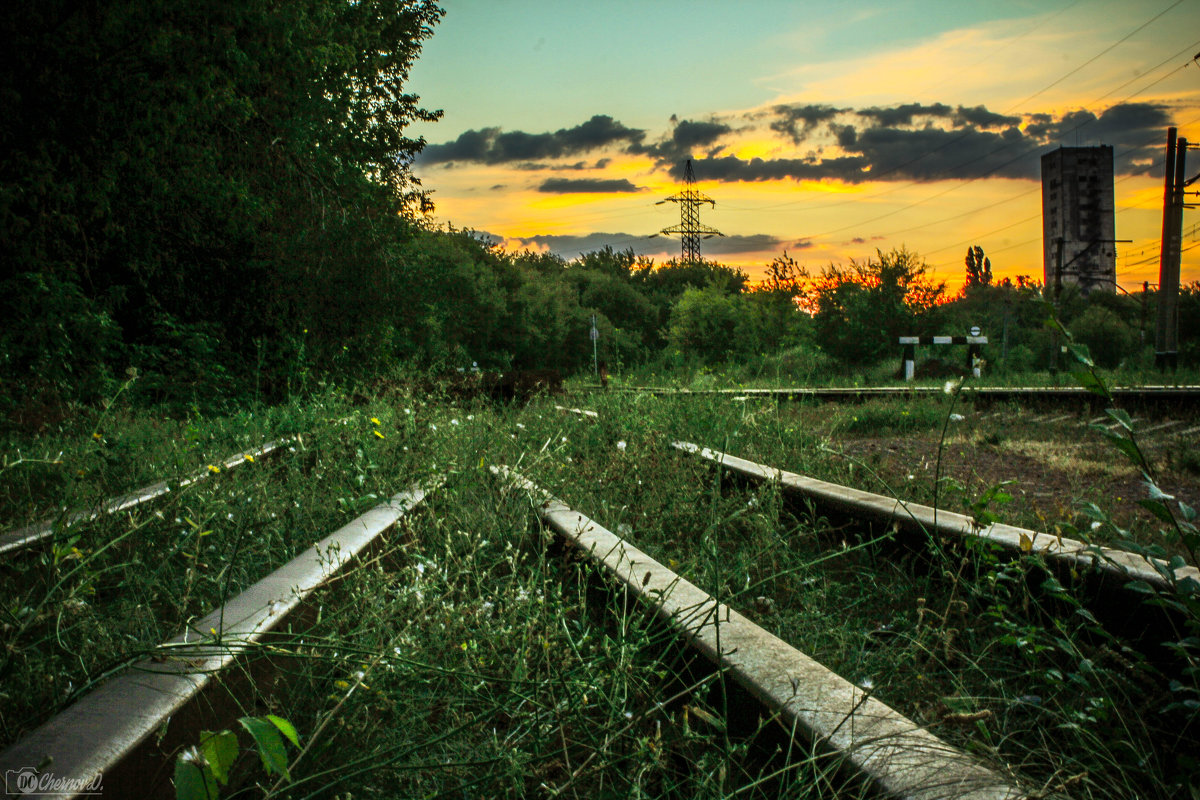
[666,287,756,364]
[964,246,993,291]
[749,252,810,350]
[0,1,443,403]
[808,248,945,364]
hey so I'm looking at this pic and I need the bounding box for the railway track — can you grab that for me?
[2,392,1195,798]
[0,478,441,798]
[0,438,294,557]
[494,465,1026,800]
[595,385,1200,414]
[672,441,1199,595]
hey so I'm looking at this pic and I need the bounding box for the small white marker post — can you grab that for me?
[898,332,988,381]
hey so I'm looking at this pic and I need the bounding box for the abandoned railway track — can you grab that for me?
[1,388,1196,798]
[599,384,1200,414]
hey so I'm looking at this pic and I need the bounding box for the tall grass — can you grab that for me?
[1,376,1196,797]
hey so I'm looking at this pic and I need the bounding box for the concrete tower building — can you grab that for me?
[1041,145,1116,295]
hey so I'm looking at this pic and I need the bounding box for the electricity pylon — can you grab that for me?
[656,159,723,263]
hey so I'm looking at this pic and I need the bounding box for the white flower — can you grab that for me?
[616,440,627,451]
[949,413,964,422]
[416,563,425,576]
[429,424,437,431]
[451,419,459,425]
[516,423,525,429]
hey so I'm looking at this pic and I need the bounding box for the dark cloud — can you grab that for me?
[1023,102,1170,174]
[848,124,1039,181]
[699,233,791,256]
[697,101,1169,184]
[679,155,870,183]
[632,118,735,163]
[953,105,1021,129]
[500,231,789,259]
[515,159,609,171]
[859,102,953,127]
[418,115,645,165]
[538,177,642,194]
[769,103,844,143]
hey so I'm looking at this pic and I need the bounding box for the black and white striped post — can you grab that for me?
[899,331,988,381]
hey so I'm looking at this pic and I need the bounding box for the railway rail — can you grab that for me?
[0,478,441,799]
[594,385,1200,414]
[494,465,1026,800]
[0,438,294,557]
[672,441,1199,594]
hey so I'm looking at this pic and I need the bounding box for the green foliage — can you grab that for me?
[1070,304,1140,369]
[666,286,757,364]
[809,247,945,364]
[175,715,299,800]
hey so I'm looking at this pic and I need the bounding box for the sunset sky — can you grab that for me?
[406,0,1200,291]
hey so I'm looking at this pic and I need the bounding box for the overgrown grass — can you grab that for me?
[1,378,1197,798]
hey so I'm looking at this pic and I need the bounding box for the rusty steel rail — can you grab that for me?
[0,438,295,557]
[593,385,1200,412]
[673,441,1200,592]
[0,477,442,799]
[494,465,1025,800]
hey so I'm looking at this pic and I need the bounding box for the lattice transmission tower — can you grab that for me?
[656,159,723,262]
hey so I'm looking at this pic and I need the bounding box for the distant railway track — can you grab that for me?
[0,438,294,557]
[594,385,1200,413]
[671,441,1199,595]
[0,479,441,798]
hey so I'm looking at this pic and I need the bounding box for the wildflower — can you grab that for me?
[210,627,218,636]
[429,424,437,431]
[373,430,385,439]
[616,440,627,451]
[451,419,459,426]
[244,454,254,463]
[92,432,102,441]
[949,413,964,422]
[404,408,411,414]
[207,465,221,474]
[179,746,207,767]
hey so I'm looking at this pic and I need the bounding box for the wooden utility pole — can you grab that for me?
[1155,128,1185,370]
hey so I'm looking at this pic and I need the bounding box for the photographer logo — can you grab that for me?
[5,768,103,796]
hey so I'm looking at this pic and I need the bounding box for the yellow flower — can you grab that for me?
[371,417,381,426]
[373,430,384,439]
[207,465,221,474]
[210,627,218,636]
[244,454,254,463]
[92,433,102,441]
